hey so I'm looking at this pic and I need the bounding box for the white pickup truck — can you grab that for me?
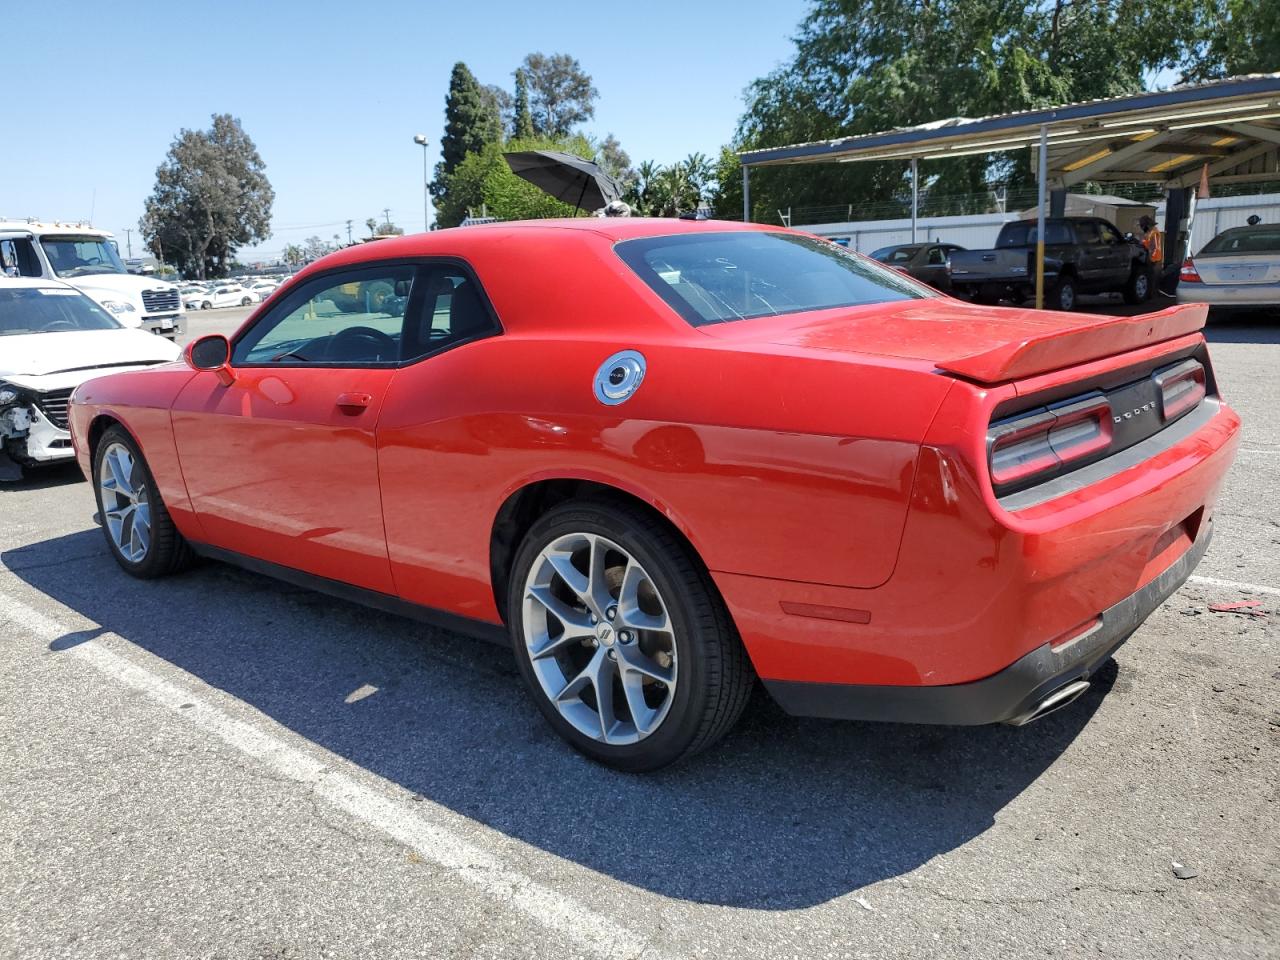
[0,220,185,338]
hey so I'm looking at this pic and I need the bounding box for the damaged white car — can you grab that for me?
[0,279,180,480]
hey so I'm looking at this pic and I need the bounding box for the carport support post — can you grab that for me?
[910,157,919,243]
[742,165,751,223]
[1035,124,1048,310]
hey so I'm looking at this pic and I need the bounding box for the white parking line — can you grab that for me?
[1188,574,1280,597]
[0,589,661,960]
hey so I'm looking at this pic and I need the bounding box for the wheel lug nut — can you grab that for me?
[607,650,616,660]
[606,606,617,621]
[619,631,633,644]
[589,612,598,624]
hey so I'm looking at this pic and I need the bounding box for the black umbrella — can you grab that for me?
[503,150,622,213]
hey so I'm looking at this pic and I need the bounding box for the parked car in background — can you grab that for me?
[0,279,179,480]
[186,284,255,310]
[0,220,185,338]
[1177,224,1280,315]
[870,242,966,291]
[68,220,1240,770]
[947,217,1151,311]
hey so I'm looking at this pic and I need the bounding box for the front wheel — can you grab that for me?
[241,296,252,306]
[93,426,193,579]
[507,499,753,771]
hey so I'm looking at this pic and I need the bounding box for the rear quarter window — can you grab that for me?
[615,231,927,327]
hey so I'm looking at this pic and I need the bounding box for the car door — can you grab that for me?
[170,263,422,593]
[1071,220,1108,289]
[1096,220,1132,285]
[370,262,504,615]
[914,245,949,289]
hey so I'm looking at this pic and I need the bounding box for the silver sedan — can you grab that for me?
[1177,225,1280,312]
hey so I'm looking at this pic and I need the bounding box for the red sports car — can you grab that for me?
[68,219,1240,770]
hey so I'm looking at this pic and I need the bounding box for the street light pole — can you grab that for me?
[413,134,430,232]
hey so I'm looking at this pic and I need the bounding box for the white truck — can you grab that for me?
[0,220,185,338]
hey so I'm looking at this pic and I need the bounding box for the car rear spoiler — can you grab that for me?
[936,303,1208,384]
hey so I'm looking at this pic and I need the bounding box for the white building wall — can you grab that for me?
[795,193,1280,256]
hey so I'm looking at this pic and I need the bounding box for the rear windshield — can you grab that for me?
[615,232,926,326]
[1200,228,1280,255]
[0,286,120,336]
[997,222,1073,247]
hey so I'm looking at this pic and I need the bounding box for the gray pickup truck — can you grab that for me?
[946,216,1151,311]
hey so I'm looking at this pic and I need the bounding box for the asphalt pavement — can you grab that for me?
[1,310,1276,959]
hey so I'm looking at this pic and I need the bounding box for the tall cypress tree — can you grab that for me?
[513,68,535,140]
[430,62,502,216]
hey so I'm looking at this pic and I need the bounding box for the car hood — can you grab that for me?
[69,274,178,299]
[0,330,181,388]
[700,298,1207,384]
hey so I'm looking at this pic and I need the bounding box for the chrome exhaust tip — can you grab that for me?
[1004,679,1091,727]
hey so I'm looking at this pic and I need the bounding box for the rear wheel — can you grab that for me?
[93,426,193,579]
[507,499,753,771]
[1049,276,1077,311]
[241,296,252,306]
[1122,266,1152,304]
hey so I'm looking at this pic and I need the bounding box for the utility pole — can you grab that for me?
[121,228,133,258]
[382,208,392,227]
[345,220,353,245]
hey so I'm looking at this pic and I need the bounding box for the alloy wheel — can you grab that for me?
[522,532,678,745]
[98,442,151,563]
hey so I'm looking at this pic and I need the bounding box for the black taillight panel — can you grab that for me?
[988,351,1212,499]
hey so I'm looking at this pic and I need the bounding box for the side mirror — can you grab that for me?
[184,334,235,385]
[1124,232,1135,241]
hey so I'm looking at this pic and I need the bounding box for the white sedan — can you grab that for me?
[185,284,256,310]
[0,279,179,480]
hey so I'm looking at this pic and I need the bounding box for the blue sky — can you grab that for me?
[3,0,807,262]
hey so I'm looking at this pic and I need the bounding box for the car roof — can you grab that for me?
[292,217,781,279]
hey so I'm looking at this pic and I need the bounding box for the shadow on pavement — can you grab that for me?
[0,462,84,492]
[5,529,1111,910]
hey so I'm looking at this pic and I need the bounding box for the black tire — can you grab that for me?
[92,425,194,579]
[361,280,395,313]
[1122,266,1152,305]
[241,296,252,306]
[507,498,754,772]
[201,301,211,310]
[1049,276,1077,311]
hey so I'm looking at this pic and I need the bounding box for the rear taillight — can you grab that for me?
[1179,258,1202,283]
[1154,358,1206,421]
[988,395,1113,490]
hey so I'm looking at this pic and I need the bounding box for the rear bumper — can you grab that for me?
[764,519,1212,724]
[1178,284,1280,308]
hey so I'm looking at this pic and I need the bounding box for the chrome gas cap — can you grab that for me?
[594,350,646,405]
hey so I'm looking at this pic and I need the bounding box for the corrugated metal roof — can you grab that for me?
[739,73,1280,182]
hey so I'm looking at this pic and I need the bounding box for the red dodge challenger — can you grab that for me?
[68,219,1240,771]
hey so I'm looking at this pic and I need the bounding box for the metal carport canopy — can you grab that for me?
[738,73,1280,307]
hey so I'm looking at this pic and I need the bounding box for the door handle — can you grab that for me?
[336,392,372,412]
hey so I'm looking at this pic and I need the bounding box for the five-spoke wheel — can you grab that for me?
[98,442,151,563]
[509,499,753,771]
[92,425,193,579]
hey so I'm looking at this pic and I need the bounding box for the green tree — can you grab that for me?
[437,135,596,226]
[513,68,535,139]
[282,243,305,266]
[365,217,378,237]
[431,62,503,211]
[521,52,598,136]
[140,113,273,279]
[1183,0,1280,79]
[597,133,635,194]
[733,0,1205,222]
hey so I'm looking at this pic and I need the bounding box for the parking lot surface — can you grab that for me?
[2,313,1277,959]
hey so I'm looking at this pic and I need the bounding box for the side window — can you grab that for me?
[1099,222,1124,245]
[926,246,946,265]
[1075,221,1101,244]
[400,265,499,363]
[0,238,42,277]
[1045,222,1073,245]
[233,266,417,365]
